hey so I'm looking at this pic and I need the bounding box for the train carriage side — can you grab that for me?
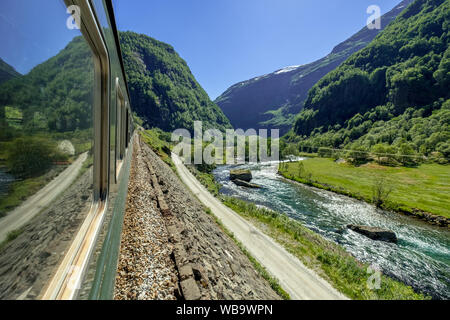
[0,0,134,300]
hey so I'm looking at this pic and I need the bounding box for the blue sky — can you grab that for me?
[0,0,401,100]
[0,0,81,75]
[113,0,401,100]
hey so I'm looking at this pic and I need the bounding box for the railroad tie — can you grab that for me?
[139,138,202,300]
[140,145,172,216]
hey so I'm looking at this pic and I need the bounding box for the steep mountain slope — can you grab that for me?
[215,0,413,134]
[0,32,232,135]
[119,31,232,133]
[0,58,20,85]
[291,0,449,159]
[0,36,94,133]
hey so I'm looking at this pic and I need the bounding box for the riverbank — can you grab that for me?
[278,158,449,227]
[174,154,347,300]
[187,165,426,300]
[222,196,425,300]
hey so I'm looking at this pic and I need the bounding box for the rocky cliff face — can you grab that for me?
[215,0,414,134]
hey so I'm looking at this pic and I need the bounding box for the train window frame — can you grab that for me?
[41,0,111,300]
[125,110,130,149]
[115,77,125,182]
[120,102,125,158]
[122,102,128,154]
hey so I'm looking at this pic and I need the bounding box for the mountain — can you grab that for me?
[215,0,414,134]
[291,0,449,159]
[0,32,232,136]
[0,36,94,134]
[0,58,20,85]
[119,31,232,133]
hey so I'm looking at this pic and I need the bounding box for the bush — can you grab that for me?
[371,143,400,166]
[372,177,393,208]
[396,143,418,166]
[346,143,370,165]
[318,147,332,158]
[6,136,59,178]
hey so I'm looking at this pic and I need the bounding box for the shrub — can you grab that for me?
[318,147,333,158]
[372,177,393,208]
[346,143,370,164]
[396,143,418,166]
[6,136,58,178]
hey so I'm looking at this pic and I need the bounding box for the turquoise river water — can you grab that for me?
[213,160,450,299]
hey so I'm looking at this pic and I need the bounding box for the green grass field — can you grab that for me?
[279,158,450,219]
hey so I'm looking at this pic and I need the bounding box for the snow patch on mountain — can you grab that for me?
[274,65,301,74]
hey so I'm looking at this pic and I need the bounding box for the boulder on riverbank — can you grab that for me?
[232,179,260,189]
[347,225,397,243]
[230,169,252,182]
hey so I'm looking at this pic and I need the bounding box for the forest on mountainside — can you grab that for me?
[289,0,449,163]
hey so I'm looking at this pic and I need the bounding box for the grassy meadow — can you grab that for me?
[279,158,450,219]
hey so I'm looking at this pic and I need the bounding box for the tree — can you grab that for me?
[372,176,393,208]
[6,137,57,178]
[371,143,387,163]
[297,161,305,177]
[346,143,370,165]
[318,147,332,158]
[396,143,417,166]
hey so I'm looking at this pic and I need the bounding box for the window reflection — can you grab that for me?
[0,0,94,299]
[92,0,121,183]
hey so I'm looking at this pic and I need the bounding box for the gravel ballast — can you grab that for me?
[120,137,279,300]
[115,139,178,300]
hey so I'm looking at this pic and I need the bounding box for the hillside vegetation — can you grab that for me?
[0,32,232,140]
[291,0,449,161]
[120,31,232,133]
[0,37,94,136]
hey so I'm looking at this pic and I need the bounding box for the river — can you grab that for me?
[213,160,450,299]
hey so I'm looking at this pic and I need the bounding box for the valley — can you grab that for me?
[0,0,448,302]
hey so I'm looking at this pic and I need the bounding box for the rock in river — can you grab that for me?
[230,169,252,182]
[347,225,397,243]
[232,179,260,189]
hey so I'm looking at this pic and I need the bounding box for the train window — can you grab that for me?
[79,0,134,300]
[120,104,125,158]
[122,102,128,154]
[115,78,125,174]
[125,110,130,149]
[90,0,128,188]
[0,0,96,299]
